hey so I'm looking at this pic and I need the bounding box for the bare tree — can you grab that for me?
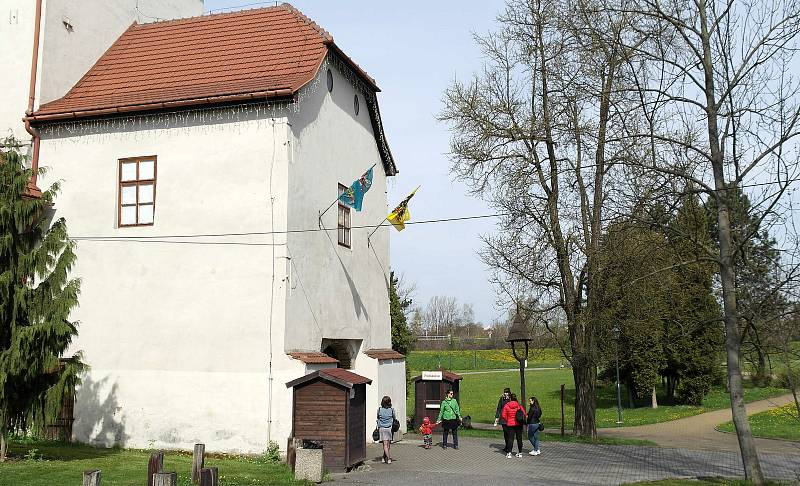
[612,0,800,481]
[440,0,643,436]
[423,296,461,336]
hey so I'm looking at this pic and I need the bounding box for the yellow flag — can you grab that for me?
[387,187,418,232]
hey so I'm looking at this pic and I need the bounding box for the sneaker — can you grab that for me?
[382,457,387,463]
[534,450,541,455]
[387,459,392,464]
[506,452,512,458]
[528,450,536,455]
[453,446,459,450]
[516,453,523,458]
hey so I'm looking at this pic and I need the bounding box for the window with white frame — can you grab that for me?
[337,183,351,248]
[118,156,156,227]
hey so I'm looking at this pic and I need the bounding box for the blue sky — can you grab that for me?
[205,1,510,325]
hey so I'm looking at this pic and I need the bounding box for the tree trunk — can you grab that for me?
[697,0,764,481]
[651,386,658,409]
[572,355,597,438]
[0,429,7,462]
[627,382,635,409]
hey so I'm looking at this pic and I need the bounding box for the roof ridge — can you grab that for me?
[280,3,333,44]
[144,4,282,24]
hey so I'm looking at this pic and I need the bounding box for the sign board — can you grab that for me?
[421,371,443,381]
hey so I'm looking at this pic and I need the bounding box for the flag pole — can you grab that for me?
[318,164,376,228]
[368,185,420,245]
[366,216,389,247]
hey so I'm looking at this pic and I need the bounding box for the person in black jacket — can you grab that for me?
[493,387,512,441]
[527,396,542,455]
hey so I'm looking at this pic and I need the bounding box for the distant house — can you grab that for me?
[25,4,406,453]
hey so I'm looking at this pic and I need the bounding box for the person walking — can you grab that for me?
[436,388,462,449]
[376,396,396,463]
[527,396,542,456]
[493,387,512,439]
[500,393,526,458]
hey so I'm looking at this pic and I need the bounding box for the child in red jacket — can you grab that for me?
[418,416,435,449]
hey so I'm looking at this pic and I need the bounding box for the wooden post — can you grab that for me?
[83,469,101,486]
[147,451,164,486]
[191,443,205,484]
[199,467,219,486]
[287,437,302,471]
[153,472,177,486]
[560,384,565,437]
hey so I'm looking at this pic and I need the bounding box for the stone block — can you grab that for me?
[295,448,324,483]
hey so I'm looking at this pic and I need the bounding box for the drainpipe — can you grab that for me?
[24,0,43,198]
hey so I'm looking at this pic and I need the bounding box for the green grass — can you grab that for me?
[407,348,565,373]
[716,403,800,441]
[409,368,789,430]
[0,438,308,486]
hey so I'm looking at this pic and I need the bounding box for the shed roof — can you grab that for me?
[286,368,373,389]
[288,352,339,364]
[411,370,463,382]
[364,348,406,360]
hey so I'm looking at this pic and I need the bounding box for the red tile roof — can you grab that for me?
[364,348,406,360]
[288,352,339,364]
[30,4,377,119]
[319,368,372,386]
[285,368,372,389]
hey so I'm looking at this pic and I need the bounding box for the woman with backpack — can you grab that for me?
[527,396,543,456]
[376,395,397,463]
[436,388,463,449]
[500,393,527,458]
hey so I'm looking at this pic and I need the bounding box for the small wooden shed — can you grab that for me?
[411,370,463,429]
[286,368,372,471]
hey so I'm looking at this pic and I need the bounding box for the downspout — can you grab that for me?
[24,0,43,198]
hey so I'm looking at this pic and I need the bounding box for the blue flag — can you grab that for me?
[338,166,374,211]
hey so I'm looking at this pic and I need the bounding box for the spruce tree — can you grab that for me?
[0,145,84,461]
[388,272,413,355]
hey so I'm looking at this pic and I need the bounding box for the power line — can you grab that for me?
[71,213,503,242]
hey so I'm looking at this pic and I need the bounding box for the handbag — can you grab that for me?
[515,408,526,425]
[391,408,400,433]
[372,428,380,442]
[538,423,544,432]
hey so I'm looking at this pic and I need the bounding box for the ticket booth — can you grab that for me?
[411,370,462,429]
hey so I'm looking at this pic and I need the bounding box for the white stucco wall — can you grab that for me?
[38,107,299,452]
[0,0,36,140]
[38,0,204,105]
[286,58,406,439]
[285,59,393,355]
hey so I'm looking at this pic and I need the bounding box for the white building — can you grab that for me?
[21,4,406,453]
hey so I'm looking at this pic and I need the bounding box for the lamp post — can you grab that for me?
[506,309,532,405]
[612,324,623,424]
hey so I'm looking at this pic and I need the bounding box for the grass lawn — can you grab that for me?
[407,348,564,373]
[716,403,800,441]
[408,368,789,430]
[0,438,308,486]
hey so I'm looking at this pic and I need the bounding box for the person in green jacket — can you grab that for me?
[435,388,462,449]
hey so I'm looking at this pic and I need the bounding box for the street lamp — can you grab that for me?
[506,309,532,405]
[612,324,623,424]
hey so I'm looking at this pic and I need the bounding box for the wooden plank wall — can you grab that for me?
[293,380,347,468]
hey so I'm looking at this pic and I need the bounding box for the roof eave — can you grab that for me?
[26,88,295,123]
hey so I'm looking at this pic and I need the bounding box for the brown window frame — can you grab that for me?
[337,183,351,248]
[118,156,157,227]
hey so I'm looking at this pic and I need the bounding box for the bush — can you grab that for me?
[774,369,797,389]
[677,375,713,405]
[264,440,281,462]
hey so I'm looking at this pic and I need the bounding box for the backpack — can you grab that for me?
[515,407,526,425]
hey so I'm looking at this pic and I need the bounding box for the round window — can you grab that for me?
[353,94,360,115]
[327,69,333,92]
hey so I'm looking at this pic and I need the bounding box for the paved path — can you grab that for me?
[332,437,800,485]
[599,393,800,455]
